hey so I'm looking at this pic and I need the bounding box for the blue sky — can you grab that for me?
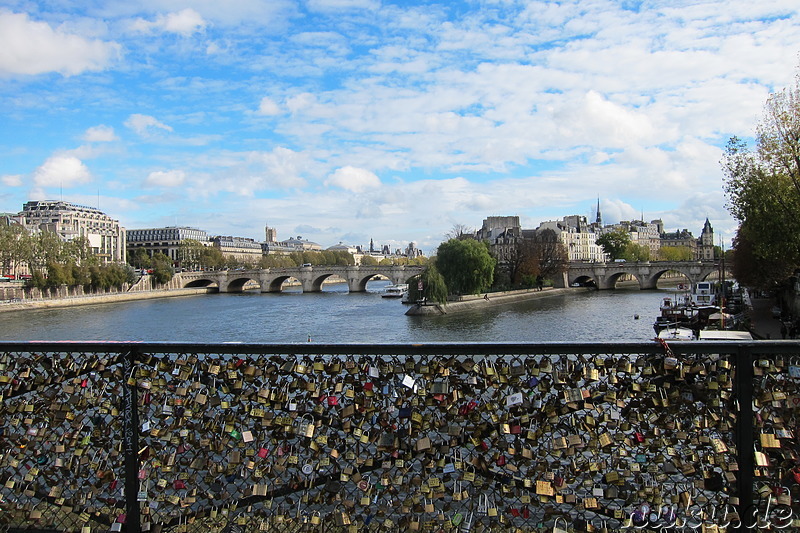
[1,0,799,254]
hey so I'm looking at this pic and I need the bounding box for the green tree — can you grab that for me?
[659,246,693,261]
[722,72,800,288]
[622,242,650,262]
[199,246,225,270]
[406,264,448,304]
[0,223,30,276]
[435,238,495,295]
[27,231,63,275]
[360,255,379,266]
[178,239,206,270]
[150,252,174,285]
[596,229,631,261]
[129,248,152,270]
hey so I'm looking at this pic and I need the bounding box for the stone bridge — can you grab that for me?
[174,265,424,293]
[562,260,722,290]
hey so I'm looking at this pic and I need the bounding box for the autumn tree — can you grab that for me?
[723,71,800,288]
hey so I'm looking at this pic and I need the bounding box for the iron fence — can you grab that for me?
[0,341,798,532]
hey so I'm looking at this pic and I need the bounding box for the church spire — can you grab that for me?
[595,197,603,226]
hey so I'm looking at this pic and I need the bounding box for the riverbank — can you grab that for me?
[0,287,213,313]
[405,286,576,315]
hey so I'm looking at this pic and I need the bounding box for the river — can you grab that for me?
[0,280,673,343]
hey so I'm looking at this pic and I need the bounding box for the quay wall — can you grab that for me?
[405,287,575,315]
[0,287,212,313]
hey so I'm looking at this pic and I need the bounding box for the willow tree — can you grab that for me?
[435,238,495,295]
[723,71,800,288]
[407,264,448,304]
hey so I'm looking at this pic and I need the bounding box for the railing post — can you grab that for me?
[735,345,754,529]
[122,349,142,533]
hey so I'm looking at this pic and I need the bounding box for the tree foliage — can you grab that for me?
[502,229,569,288]
[0,223,29,276]
[723,72,800,288]
[435,238,495,295]
[406,264,448,304]
[659,246,693,261]
[595,229,630,261]
[150,252,175,285]
[622,242,650,262]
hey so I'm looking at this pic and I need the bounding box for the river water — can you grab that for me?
[0,281,672,343]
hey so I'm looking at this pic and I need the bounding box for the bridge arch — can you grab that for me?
[563,261,721,290]
[184,277,219,289]
[350,273,387,292]
[265,275,297,293]
[223,276,260,293]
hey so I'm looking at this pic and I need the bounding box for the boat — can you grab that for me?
[657,327,696,340]
[382,284,408,299]
[653,281,749,336]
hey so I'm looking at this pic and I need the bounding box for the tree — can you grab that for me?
[659,246,693,261]
[596,229,630,261]
[178,239,206,270]
[406,264,448,304]
[0,223,30,275]
[444,223,474,241]
[360,255,379,266]
[150,252,174,285]
[129,248,152,270]
[723,71,800,288]
[622,242,650,262]
[435,238,495,295]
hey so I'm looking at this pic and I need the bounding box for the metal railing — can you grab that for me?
[0,341,798,532]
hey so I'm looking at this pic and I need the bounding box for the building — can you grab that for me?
[19,200,126,263]
[475,216,522,264]
[126,226,209,264]
[211,236,263,264]
[280,236,322,252]
[538,216,606,262]
[606,219,662,259]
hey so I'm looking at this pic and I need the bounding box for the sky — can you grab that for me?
[1,1,799,255]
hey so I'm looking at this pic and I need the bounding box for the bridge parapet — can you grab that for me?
[177,265,424,293]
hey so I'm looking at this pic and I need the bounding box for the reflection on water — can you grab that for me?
[0,281,668,343]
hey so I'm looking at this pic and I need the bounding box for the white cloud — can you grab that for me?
[145,170,187,187]
[326,166,382,192]
[0,10,120,76]
[257,97,282,116]
[33,155,92,188]
[306,0,381,12]
[130,8,207,36]
[1,174,23,187]
[83,125,118,142]
[124,114,173,136]
[162,9,206,35]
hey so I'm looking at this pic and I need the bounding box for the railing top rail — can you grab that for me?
[0,340,797,356]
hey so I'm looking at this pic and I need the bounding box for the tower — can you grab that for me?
[595,198,603,226]
[699,218,714,260]
[265,225,277,243]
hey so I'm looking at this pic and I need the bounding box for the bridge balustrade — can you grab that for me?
[0,341,797,532]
